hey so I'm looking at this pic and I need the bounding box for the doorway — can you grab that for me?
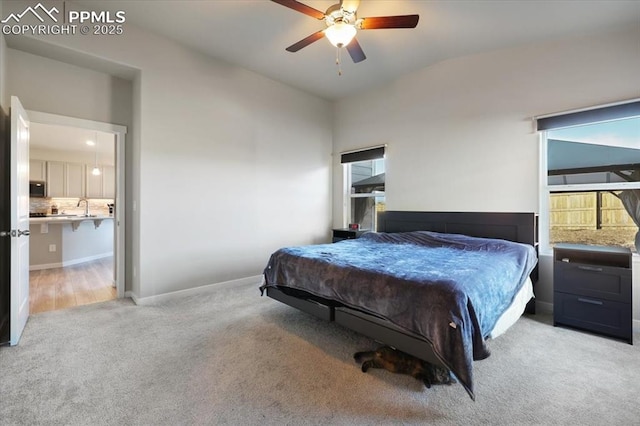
[26,111,126,312]
[28,122,118,313]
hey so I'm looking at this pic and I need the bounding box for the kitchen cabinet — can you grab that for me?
[29,159,46,181]
[103,166,115,199]
[46,161,64,197]
[86,165,115,199]
[66,163,85,197]
[33,157,114,199]
[86,166,102,199]
[47,161,85,198]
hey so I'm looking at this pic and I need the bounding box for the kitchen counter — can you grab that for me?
[29,215,114,270]
[30,215,114,231]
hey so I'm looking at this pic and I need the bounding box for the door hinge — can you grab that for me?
[0,230,30,237]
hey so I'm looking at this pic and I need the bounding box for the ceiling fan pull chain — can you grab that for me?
[336,47,343,76]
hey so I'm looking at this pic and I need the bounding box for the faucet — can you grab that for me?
[77,198,90,217]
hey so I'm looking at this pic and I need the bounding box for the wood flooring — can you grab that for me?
[29,257,116,314]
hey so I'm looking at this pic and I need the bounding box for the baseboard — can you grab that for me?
[30,253,112,271]
[535,300,553,315]
[62,253,112,267]
[128,275,263,306]
[29,262,63,271]
[125,291,139,304]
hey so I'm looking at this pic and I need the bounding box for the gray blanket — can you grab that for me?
[261,231,538,399]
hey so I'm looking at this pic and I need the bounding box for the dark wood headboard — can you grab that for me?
[378,211,538,247]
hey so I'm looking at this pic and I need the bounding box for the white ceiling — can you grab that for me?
[74,0,640,100]
[30,122,115,157]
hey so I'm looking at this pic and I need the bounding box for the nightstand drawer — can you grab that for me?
[332,229,368,243]
[554,262,631,303]
[554,292,632,342]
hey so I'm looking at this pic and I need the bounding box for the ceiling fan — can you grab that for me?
[271,0,419,65]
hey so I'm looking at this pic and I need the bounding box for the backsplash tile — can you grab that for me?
[30,198,114,216]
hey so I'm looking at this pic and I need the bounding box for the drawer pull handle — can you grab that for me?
[578,297,603,306]
[577,266,603,272]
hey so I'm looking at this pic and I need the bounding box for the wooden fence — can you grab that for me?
[550,191,635,229]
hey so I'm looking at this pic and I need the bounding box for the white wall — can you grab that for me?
[6,49,133,126]
[0,1,6,109]
[6,47,134,290]
[333,27,640,322]
[334,27,640,218]
[4,1,333,299]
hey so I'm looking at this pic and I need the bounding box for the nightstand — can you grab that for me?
[553,243,633,344]
[332,228,368,243]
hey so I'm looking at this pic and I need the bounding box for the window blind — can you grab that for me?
[537,100,640,131]
[340,146,385,164]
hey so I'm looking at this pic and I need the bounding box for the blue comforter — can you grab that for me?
[262,231,538,400]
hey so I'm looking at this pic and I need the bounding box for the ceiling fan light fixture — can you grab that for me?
[271,0,419,65]
[325,22,356,48]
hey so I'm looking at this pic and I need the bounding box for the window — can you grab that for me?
[341,146,385,231]
[539,101,640,253]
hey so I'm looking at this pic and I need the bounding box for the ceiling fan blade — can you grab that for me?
[346,38,366,63]
[359,15,420,30]
[270,0,326,20]
[285,30,325,52]
[340,0,360,14]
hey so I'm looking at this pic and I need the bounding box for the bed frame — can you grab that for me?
[265,211,539,367]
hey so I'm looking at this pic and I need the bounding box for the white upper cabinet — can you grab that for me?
[46,161,85,198]
[31,152,115,199]
[103,166,115,199]
[46,161,65,197]
[86,165,115,199]
[66,163,85,198]
[29,159,46,181]
[86,166,103,199]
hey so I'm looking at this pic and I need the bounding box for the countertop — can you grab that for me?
[30,214,114,224]
[30,215,114,231]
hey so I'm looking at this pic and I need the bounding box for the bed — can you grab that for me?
[260,211,539,400]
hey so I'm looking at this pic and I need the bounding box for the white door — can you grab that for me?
[10,96,30,345]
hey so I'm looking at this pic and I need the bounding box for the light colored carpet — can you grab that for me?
[1,281,639,425]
